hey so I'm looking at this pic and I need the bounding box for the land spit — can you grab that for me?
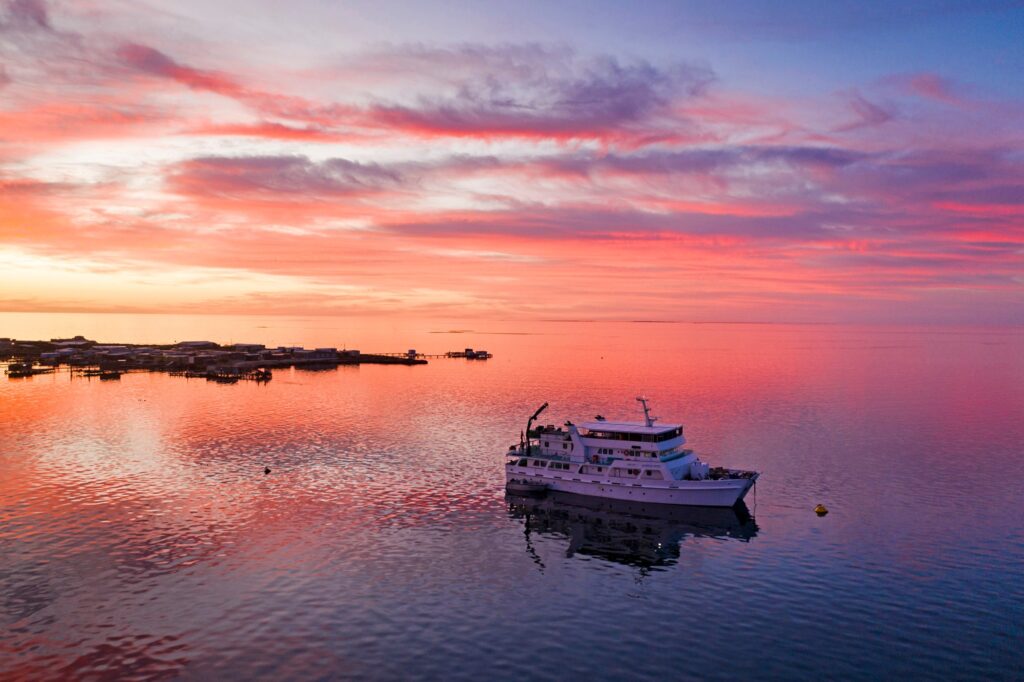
[1,335,425,382]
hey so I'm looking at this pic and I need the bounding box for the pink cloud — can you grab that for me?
[117,42,244,96]
[0,1,1022,323]
[902,73,962,105]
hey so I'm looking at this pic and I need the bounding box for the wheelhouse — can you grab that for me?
[578,424,683,443]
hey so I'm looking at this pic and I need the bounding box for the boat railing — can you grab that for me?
[507,446,574,462]
[708,467,758,480]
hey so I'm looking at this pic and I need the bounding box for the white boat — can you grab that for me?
[504,398,759,508]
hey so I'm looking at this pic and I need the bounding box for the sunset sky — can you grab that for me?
[1,0,1022,323]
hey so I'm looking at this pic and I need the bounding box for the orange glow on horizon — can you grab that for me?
[0,0,1021,325]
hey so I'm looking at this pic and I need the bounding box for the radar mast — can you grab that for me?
[636,396,657,427]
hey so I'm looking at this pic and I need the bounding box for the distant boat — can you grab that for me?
[505,398,759,507]
[5,362,51,378]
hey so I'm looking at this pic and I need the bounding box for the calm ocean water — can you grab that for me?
[1,314,1022,680]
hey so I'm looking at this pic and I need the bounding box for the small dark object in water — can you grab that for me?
[814,503,828,516]
[264,467,271,475]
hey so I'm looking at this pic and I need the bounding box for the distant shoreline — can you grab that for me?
[1,336,427,383]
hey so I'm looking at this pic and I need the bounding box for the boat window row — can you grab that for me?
[594,446,660,458]
[582,427,682,443]
[624,450,660,458]
[518,459,573,470]
[609,467,664,478]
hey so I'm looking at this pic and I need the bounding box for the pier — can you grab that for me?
[377,347,493,360]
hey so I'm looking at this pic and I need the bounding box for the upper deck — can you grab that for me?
[578,421,684,444]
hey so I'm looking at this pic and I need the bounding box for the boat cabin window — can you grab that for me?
[532,460,546,467]
[583,427,683,443]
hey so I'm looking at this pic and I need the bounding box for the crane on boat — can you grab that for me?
[524,402,548,456]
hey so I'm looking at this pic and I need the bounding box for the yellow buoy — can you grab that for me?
[814,504,829,516]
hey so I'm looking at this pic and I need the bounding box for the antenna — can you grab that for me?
[635,396,657,427]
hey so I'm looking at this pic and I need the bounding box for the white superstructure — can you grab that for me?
[505,398,758,507]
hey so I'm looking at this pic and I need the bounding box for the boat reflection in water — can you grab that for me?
[507,491,758,571]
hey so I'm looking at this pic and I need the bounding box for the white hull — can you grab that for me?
[505,467,756,507]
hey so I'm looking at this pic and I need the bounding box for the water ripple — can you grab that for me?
[2,322,1023,680]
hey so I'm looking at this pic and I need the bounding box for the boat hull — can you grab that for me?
[505,480,548,496]
[505,467,756,508]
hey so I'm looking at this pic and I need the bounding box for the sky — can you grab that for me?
[1,0,1022,324]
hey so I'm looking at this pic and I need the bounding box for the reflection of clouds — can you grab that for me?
[0,321,1021,678]
[0,366,515,678]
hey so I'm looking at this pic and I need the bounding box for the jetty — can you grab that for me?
[320,347,492,361]
[446,347,492,359]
